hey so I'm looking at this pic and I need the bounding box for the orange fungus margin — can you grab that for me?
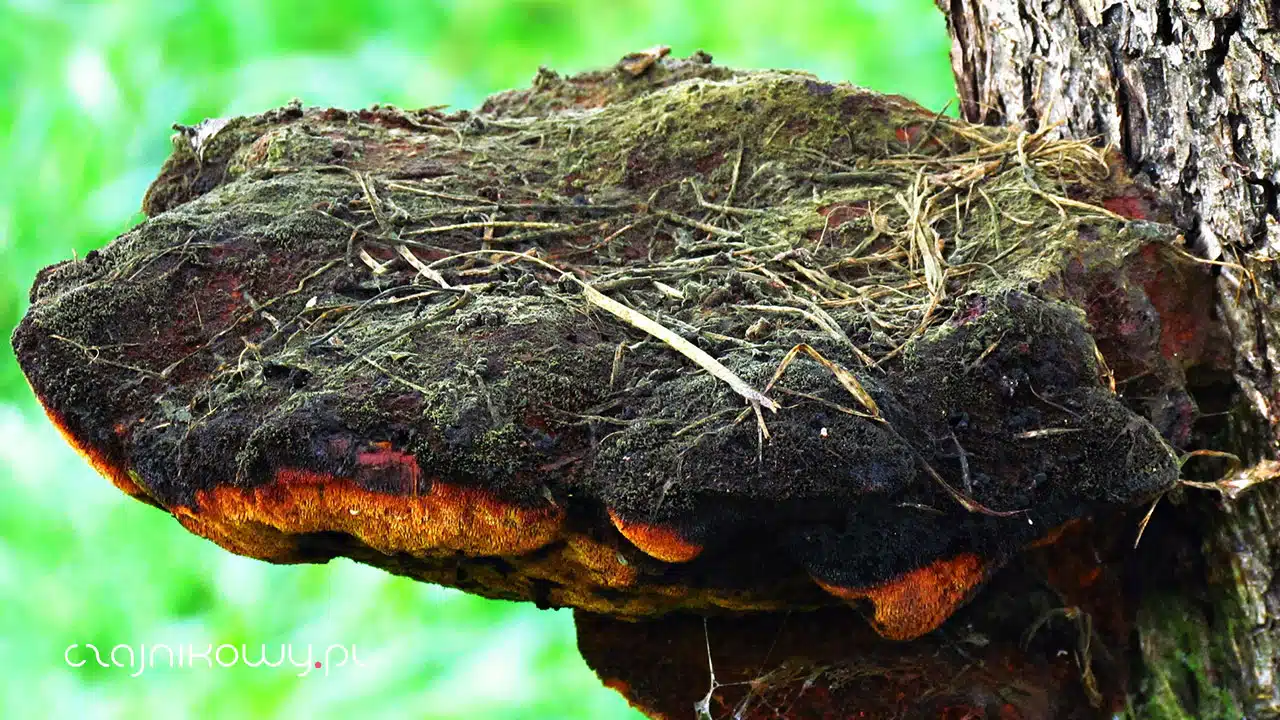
[608,508,703,563]
[814,553,988,641]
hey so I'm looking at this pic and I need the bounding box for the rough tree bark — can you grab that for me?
[940,0,1280,716]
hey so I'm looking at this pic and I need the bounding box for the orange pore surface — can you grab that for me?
[519,534,641,611]
[814,553,988,641]
[560,533,640,588]
[179,465,565,562]
[607,509,703,563]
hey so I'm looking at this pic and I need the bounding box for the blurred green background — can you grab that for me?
[0,1,955,717]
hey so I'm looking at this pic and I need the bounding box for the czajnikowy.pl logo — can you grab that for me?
[65,643,366,677]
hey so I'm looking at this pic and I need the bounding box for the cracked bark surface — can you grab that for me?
[941,1,1280,716]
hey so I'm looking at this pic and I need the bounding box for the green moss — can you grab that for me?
[1128,593,1243,719]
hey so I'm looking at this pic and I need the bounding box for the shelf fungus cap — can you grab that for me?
[14,53,1203,643]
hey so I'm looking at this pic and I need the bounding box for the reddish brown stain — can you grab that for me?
[1134,244,1213,365]
[355,442,423,495]
[895,125,923,145]
[1102,195,1148,220]
[817,200,871,227]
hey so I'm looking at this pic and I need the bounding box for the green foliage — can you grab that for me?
[0,1,954,717]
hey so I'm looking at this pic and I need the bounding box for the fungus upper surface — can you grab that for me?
[14,52,1204,641]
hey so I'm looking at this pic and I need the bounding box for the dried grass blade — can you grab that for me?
[1180,456,1280,500]
[580,283,778,412]
[764,343,880,419]
[358,248,391,275]
[899,171,946,302]
[396,245,452,288]
[919,456,1026,517]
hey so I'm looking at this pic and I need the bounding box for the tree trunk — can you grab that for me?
[940,1,1280,716]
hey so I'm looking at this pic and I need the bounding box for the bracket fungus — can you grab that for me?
[14,52,1223,717]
